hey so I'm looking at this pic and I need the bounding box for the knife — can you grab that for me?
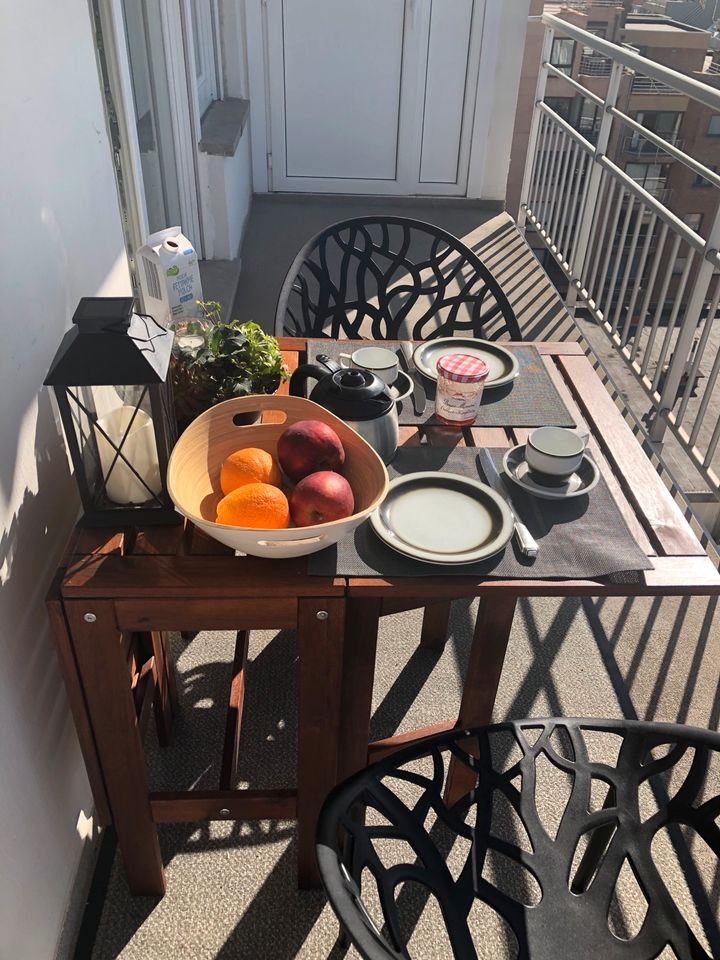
[477,449,539,559]
[397,342,427,416]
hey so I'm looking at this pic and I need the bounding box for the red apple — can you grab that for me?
[290,471,355,527]
[277,420,345,482]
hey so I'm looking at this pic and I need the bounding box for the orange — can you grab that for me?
[216,482,290,529]
[220,447,282,495]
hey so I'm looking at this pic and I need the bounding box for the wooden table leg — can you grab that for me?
[444,594,517,807]
[65,600,166,896]
[337,597,382,783]
[297,597,346,888]
[420,600,453,650]
[149,631,174,747]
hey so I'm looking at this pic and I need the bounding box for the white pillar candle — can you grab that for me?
[96,405,161,504]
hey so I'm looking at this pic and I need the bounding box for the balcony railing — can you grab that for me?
[622,135,684,157]
[631,75,681,95]
[520,13,720,505]
[580,53,613,77]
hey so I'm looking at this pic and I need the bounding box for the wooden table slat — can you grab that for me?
[62,554,345,598]
[558,354,705,558]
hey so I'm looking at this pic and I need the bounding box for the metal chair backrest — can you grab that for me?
[317,717,720,960]
[274,216,521,342]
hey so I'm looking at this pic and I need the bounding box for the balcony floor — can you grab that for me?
[86,595,720,959]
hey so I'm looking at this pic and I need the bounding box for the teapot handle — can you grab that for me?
[288,356,340,397]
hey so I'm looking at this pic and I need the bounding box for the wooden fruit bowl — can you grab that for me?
[167,394,389,558]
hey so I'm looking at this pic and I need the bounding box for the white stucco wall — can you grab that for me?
[0,2,131,957]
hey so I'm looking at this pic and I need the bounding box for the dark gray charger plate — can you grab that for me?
[307,447,652,581]
[305,341,576,428]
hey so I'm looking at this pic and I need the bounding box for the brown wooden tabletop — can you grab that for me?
[49,338,720,897]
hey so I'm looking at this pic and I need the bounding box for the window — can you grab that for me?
[635,111,683,139]
[708,114,720,136]
[628,111,684,155]
[672,256,688,276]
[189,0,218,116]
[550,38,575,76]
[626,162,669,199]
[578,101,601,142]
[694,165,717,187]
[545,97,574,122]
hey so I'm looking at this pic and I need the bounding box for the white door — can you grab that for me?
[262,0,484,196]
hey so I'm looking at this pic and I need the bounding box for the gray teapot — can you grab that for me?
[289,355,398,463]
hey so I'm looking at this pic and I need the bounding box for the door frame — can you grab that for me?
[95,0,206,257]
[245,0,489,197]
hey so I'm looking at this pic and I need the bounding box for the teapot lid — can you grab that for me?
[313,368,394,421]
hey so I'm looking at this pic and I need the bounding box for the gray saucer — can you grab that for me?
[370,471,513,564]
[502,443,599,500]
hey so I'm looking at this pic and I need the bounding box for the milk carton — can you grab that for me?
[136,227,203,325]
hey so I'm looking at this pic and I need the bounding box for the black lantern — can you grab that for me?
[45,297,180,526]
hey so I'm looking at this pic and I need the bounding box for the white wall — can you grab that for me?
[199,130,253,260]
[0,1,131,957]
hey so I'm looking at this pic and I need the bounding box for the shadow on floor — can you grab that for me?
[84,591,720,959]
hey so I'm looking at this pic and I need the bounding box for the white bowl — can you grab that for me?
[167,394,389,559]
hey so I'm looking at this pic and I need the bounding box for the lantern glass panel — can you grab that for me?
[66,383,163,509]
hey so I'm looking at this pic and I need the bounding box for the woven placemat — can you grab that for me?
[307,447,652,580]
[305,341,576,428]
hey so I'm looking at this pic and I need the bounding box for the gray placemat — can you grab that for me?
[305,341,576,427]
[308,447,652,580]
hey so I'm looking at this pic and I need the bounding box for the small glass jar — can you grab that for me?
[435,353,489,426]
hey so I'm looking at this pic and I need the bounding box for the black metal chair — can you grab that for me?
[317,718,720,959]
[274,216,521,342]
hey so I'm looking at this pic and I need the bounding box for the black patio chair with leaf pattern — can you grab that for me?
[274,216,521,342]
[316,717,720,960]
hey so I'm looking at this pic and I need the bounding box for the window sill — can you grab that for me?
[199,98,250,158]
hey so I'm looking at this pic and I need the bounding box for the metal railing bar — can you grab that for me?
[554,139,576,259]
[548,132,574,248]
[604,193,636,331]
[596,180,625,316]
[612,199,645,336]
[630,220,667,365]
[571,150,594,271]
[561,141,585,259]
[597,155,706,254]
[544,12,720,112]
[536,116,558,224]
[704,401,720,465]
[542,63,606,106]
[609,108,720,190]
[693,345,720,447]
[528,110,547,204]
[680,282,720,428]
[640,231,681,379]
[621,209,656,347]
[542,123,565,229]
[651,248,696,394]
[586,174,616,299]
[537,101,596,153]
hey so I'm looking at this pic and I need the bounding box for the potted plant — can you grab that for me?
[170,301,288,430]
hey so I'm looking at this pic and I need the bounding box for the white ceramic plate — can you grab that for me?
[370,471,513,564]
[411,338,520,389]
[502,444,600,500]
